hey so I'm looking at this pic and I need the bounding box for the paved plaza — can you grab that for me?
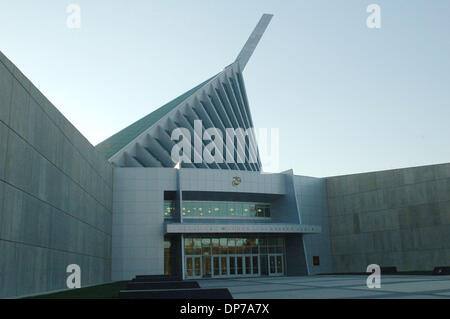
[198,275,450,299]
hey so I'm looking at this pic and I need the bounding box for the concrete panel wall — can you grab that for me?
[112,167,177,281]
[270,171,300,224]
[179,168,286,195]
[0,51,113,298]
[294,175,333,275]
[326,163,450,273]
[285,235,308,276]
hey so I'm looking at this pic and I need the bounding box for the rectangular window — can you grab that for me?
[212,238,220,254]
[181,201,271,218]
[255,204,266,217]
[228,238,236,254]
[164,200,176,218]
[220,238,228,254]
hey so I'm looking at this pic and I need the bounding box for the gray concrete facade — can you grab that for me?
[112,167,332,281]
[112,168,177,280]
[326,163,450,273]
[294,175,333,275]
[0,51,113,298]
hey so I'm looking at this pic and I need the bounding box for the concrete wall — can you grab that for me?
[179,168,286,195]
[0,51,113,298]
[112,167,177,281]
[294,175,333,275]
[285,235,308,276]
[326,163,450,273]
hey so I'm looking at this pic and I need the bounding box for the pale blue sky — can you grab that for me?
[0,0,449,177]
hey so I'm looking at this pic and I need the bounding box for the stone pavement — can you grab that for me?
[198,275,450,299]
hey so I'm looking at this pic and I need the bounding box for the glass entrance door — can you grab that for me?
[212,256,220,277]
[211,255,229,278]
[252,255,259,275]
[203,255,211,278]
[236,256,243,275]
[184,237,285,279]
[244,255,252,275]
[220,256,228,276]
[268,254,284,276]
[260,255,269,276]
[185,256,202,279]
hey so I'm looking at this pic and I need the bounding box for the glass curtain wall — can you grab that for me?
[164,200,271,218]
[184,236,285,279]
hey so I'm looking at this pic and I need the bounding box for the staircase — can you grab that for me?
[118,275,232,299]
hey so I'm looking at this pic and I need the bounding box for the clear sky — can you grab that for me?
[0,0,449,177]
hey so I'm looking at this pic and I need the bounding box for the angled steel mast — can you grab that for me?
[235,14,274,70]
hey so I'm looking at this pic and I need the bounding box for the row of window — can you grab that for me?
[164,201,176,217]
[164,236,286,276]
[184,237,284,256]
[185,237,283,247]
[164,200,271,218]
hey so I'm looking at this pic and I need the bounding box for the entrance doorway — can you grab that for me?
[184,236,285,279]
[185,256,202,279]
[269,254,284,276]
[202,254,261,278]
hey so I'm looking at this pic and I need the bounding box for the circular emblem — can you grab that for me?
[232,176,241,186]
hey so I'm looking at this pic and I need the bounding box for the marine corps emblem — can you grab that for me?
[232,176,241,186]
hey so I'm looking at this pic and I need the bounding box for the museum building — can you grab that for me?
[0,14,448,298]
[96,14,332,280]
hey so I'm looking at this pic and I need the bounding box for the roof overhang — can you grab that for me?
[165,223,321,234]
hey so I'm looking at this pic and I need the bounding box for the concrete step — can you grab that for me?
[119,288,233,299]
[132,275,182,282]
[126,281,200,290]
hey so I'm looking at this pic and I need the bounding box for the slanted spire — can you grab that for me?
[235,14,273,70]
